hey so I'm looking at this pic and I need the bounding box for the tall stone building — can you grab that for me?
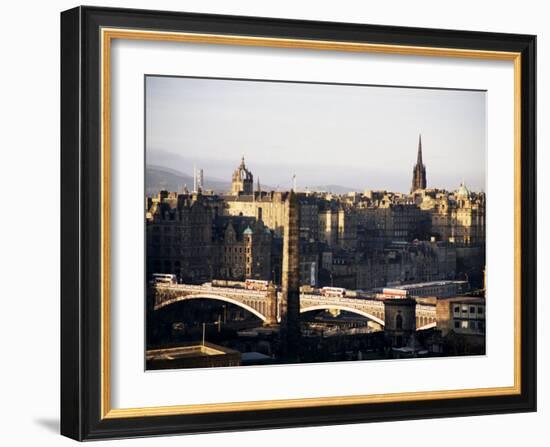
[411,134,427,192]
[318,203,357,250]
[146,191,215,283]
[297,194,320,241]
[231,156,254,195]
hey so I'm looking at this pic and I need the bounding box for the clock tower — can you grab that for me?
[231,156,254,195]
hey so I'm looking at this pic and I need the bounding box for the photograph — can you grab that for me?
[144,76,487,370]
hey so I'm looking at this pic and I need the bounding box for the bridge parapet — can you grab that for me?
[156,283,269,297]
[300,294,384,307]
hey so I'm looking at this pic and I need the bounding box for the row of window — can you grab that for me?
[454,319,485,331]
[150,221,210,233]
[224,246,251,254]
[453,305,484,315]
[151,236,209,244]
[223,255,246,263]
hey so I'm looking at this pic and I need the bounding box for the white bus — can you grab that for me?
[321,286,346,297]
[151,273,177,285]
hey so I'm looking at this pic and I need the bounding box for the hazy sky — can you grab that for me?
[146,76,486,193]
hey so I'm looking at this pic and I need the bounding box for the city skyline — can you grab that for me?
[146,76,487,193]
[145,75,487,369]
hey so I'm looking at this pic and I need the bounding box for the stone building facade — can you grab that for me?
[318,204,358,250]
[222,191,289,236]
[146,191,215,283]
[358,200,430,247]
[213,216,272,281]
[419,185,486,246]
[436,296,486,336]
[146,191,272,283]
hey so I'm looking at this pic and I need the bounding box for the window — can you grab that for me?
[477,306,484,314]
[454,320,460,329]
[395,314,403,330]
[470,306,476,314]
[461,320,468,329]
[454,306,460,314]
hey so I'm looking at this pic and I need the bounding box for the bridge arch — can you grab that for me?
[300,304,385,326]
[155,293,267,322]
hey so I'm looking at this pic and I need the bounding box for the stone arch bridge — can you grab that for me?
[152,283,436,330]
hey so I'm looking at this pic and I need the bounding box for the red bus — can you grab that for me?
[245,279,269,291]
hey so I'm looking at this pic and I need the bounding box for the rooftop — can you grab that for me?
[438,296,485,304]
[387,280,468,290]
[146,342,239,361]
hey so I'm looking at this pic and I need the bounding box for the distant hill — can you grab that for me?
[146,165,359,196]
[306,184,361,194]
[146,165,231,195]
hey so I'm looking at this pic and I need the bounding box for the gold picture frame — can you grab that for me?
[61,6,536,440]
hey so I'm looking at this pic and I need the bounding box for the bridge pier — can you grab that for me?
[383,298,417,348]
[264,284,278,325]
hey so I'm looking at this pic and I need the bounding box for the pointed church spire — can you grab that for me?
[417,134,423,166]
[411,134,427,193]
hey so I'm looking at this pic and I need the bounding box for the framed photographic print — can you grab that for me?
[60,6,536,441]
